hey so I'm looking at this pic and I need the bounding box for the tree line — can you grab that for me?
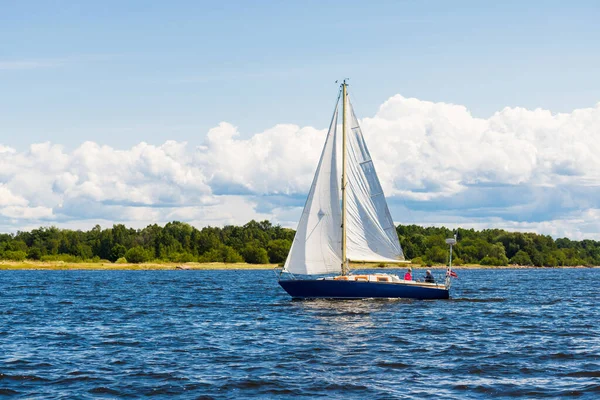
[0,221,294,265]
[398,225,600,267]
[0,220,599,266]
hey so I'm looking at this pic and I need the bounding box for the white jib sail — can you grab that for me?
[345,99,405,263]
[283,104,342,275]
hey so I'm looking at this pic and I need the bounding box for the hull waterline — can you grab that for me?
[279,279,449,300]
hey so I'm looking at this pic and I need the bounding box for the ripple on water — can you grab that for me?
[0,268,599,398]
[563,371,600,378]
[376,361,410,369]
[450,297,506,303]
[88,386,122,396]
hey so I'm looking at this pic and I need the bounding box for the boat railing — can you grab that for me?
[274,267,299,281]
[273,266,284,279]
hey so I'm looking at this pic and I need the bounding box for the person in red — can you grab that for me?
[403,267,412,281]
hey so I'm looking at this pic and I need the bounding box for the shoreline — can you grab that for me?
[0,261,276,271]
[0,261,598,271]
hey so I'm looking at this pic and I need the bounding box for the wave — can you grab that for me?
[376,361,410,369]
[0,373,48,382]
[100,340,141,347]
[563,371,600,378]
[88,386,122,395]
[2,268,599,398]
[450,297,506,303]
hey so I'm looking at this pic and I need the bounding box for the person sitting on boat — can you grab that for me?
[404,267,412,281]
[424,270,435,283]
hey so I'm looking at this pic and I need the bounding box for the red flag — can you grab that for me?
[447,270,458,278]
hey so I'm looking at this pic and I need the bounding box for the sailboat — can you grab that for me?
[278,81,453,299]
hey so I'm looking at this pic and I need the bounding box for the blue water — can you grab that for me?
[0,268,598,399]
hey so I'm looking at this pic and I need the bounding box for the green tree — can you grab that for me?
[425,246,447,264]
[195,227,222,255]
[480,256,507,266]
[267,239,291,263]
[487,242,509,265]
[199,245,243,263]
[125,246,150,263]
[510,250,532,266]
[169,252,196,263]
[110,244,127,262]
[4,251,27,261]
[27,247,43,260]
[411,257,424,265]
[549,249,567,266]
[529,249,544,267]
[242,245,269,264]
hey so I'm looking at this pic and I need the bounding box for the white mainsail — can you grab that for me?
[283,103,342,275]
[345,99,405,263]
[284,87,404,275]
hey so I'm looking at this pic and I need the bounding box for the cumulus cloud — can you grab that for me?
[0,185,27,207]
[361,96,600,200]
[1,95,599,239]
[199,122,326,195]
[0,141,213,227]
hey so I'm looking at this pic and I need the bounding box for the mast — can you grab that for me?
[341,80,348,275]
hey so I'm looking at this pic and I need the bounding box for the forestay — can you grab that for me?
[344,99,405,263]
[283,104,342,275]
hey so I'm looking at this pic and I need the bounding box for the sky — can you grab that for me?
[1,0,600,239]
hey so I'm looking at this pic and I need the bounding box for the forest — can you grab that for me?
[0,220,599,267]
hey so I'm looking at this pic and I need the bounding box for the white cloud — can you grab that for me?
[0,185,27,207]
[198,122,325,195]
[0,206,53,220]
[1,95,599,239]
[166,195,277,227]
[361,96,600,200]
[0,145,16,154]
[0,141,213,227]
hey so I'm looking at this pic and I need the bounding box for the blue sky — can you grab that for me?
[2,0,599,149]
[1,1,600,238]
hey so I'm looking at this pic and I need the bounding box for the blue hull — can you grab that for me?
[279,279,449,300]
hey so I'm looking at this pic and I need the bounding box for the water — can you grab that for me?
[0,268,598,399]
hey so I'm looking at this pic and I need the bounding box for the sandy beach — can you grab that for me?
[0,260,596,270]
[0,261,276,270]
